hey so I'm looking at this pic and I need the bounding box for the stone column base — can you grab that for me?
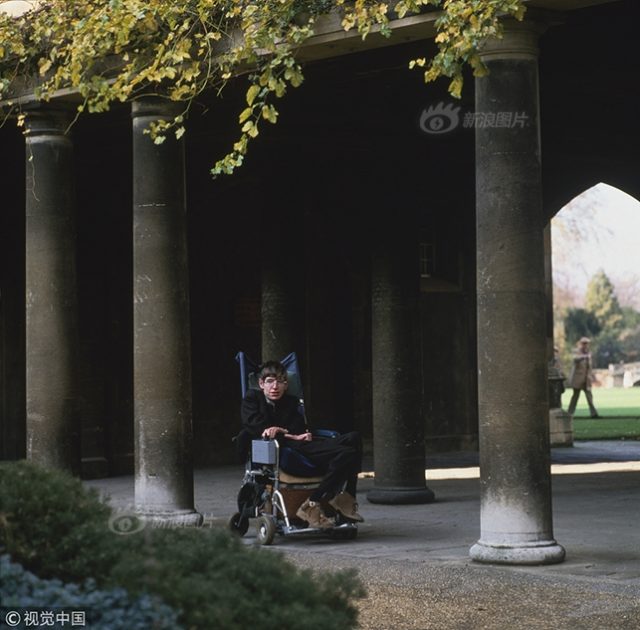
[550,408,573,447]
[367,486,435,505]
[470,539,566,565]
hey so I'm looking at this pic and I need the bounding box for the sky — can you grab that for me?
[551,183,640,310]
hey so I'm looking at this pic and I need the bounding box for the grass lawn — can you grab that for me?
[561,387,640,440]
[561,387,640,418]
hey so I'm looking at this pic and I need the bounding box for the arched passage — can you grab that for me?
[551,183,640,427]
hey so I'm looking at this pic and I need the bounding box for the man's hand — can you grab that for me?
[262,426,284,439]
[286,431,312,442]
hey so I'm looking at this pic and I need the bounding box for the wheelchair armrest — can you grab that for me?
[312,429,340,439]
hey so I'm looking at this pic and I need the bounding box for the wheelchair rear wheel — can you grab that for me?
[227,512,249,537]
[256,515,277,545]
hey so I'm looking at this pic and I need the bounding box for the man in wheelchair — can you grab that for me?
[241,360,364,529]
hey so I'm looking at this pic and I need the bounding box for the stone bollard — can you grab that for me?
[609,362,625,388]
[548,366,573,447]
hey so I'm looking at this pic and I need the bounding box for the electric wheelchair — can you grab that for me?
[227,351,358,545]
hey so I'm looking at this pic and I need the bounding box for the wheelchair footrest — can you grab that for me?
[281,523,357,536]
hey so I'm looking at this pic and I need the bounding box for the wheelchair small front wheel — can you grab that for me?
[228,512,249,537]
[256,515,277,546]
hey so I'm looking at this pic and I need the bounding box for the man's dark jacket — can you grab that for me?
[240,389,306,441]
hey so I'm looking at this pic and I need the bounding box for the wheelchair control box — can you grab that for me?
[251,439,277,465]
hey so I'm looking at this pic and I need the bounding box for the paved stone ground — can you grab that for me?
[250,468,640,630]
[86,441,640,630]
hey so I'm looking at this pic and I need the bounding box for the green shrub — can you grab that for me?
[0,554,181,629]
[0,461,365,629]
[0,460,122,582]
[109,526,364,630]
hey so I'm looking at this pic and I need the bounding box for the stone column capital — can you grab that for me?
[478,19,545,63]
[131,96,183,121]
[22,104,74,139]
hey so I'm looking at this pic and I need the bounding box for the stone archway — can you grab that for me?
[551,183,640,421]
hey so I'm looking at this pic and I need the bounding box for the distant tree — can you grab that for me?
[564,307,601,346]
[585,270,624,332]
[614,273,640,311]
[620,326,640,363]
[591,332,624,368]
[551,185,610,309]
[619,306,640,363]
[552,283,581,315]
[621,306,640,330]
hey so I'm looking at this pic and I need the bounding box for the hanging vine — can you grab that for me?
[0,0,526,176]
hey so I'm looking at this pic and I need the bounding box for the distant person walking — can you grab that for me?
[567,337,600,418]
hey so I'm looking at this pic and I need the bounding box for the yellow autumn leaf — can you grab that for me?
[246,84,260,105]
[239,107,253,123]
[261,104,278,123]
[38,58,52,76]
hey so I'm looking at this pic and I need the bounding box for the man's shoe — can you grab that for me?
[591,413,602,418]
[296,499,334,529]
[329,492,364,523]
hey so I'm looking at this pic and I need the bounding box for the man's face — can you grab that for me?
[259,375,288,401]
[580,341,590,352]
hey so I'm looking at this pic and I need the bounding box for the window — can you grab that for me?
[419,242,435,278]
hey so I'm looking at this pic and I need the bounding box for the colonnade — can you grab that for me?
[24,98,200,524]
[20,19,564,563]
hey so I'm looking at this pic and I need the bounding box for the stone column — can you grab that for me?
[132,98,200,525]
[24,106,80,473]
[469,21,565,564]
[260,204,303,363]
[367,224,434,504]
[261,259,296,362]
